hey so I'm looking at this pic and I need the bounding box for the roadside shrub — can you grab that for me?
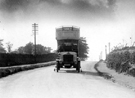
[107,48,135,77]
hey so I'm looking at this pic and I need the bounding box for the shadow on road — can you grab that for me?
[55,69,79,74]
[57,70,100,77]
[57,69,100,77]
[66,70,79,73]
[81,71,99,76]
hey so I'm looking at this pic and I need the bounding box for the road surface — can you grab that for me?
[0,61,135,98]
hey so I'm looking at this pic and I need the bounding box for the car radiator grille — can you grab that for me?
[63,55,73,62]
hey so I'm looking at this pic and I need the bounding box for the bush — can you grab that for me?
[107,48,135,77]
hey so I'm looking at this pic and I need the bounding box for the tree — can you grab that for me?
[45,47,52,53]
[0,39,6,53]
[35,44,52,54]
[24,42,33,54]
[0,47,6,53]
[79,37,89,60]
[52,50,57,53]
[35,44,46,54]
[6,42,13,53]
[16,42,52,55]
[11,49,19,54]
[17,46,25,54]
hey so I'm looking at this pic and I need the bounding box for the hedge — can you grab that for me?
[0,53,57,67]
[107,49,135,77]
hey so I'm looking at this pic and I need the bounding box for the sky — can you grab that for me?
[0,0,135,61]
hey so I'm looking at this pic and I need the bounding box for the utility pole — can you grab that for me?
[133,41,135,46]
[108,42,110,53]
[32,23,38,63]
[99,51,102,60]
[105,45,107,60]
[130,37,132,47]
[122,39,124,47]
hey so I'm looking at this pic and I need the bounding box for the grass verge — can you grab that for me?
[0,61,56,78]
[95,60,135,92]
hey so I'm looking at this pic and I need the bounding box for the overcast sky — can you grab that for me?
[0,0,135,60]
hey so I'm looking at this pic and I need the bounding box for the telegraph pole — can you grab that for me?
[32,23,38,63]
[130,37,132,46]
[122,39,124,47]
[108,42,110,53]
[99,51,102,60]
[105,45,107,60]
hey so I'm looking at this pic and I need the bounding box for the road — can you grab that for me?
[0,61,135,98]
